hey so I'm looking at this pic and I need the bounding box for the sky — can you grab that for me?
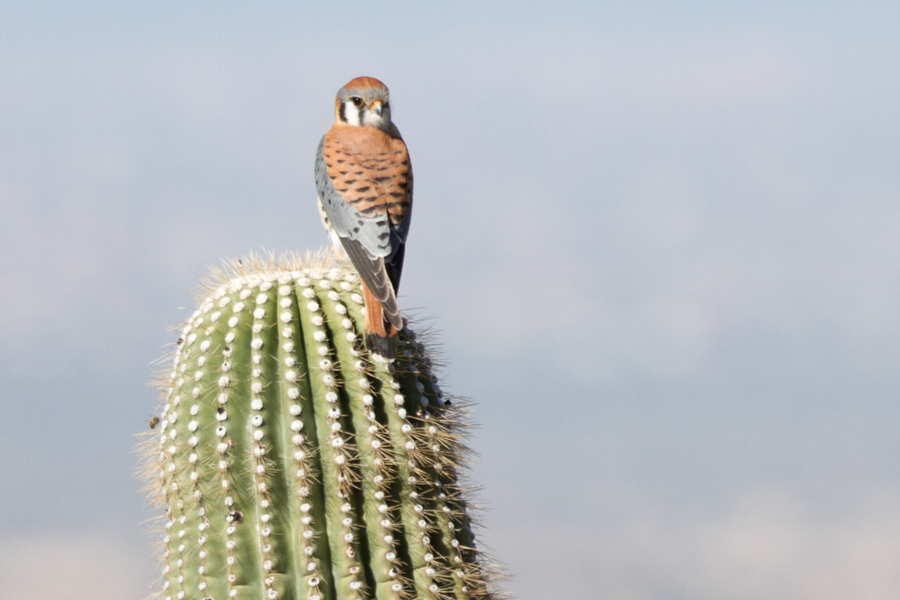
[2,2,900,598]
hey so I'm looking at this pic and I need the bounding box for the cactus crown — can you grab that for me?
[139,252,502,600]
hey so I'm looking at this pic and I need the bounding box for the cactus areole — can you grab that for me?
[140,254,499,600]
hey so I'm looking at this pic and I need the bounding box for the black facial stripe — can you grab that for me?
[339,100,347,123]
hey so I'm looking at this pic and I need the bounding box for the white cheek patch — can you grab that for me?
[344,103,361,126]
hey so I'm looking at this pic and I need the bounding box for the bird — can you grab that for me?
[315,76,413,360]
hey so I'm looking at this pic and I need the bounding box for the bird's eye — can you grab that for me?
[350,97,363,107]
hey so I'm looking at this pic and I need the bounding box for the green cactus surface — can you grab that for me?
[140,253,499,600]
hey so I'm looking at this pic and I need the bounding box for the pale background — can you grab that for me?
[2,2,900,599]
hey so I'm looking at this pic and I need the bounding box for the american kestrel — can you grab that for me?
[315,76,412,359]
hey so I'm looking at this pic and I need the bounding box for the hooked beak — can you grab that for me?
[369,100,383,117]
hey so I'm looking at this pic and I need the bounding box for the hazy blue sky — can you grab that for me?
[2,2,900,599]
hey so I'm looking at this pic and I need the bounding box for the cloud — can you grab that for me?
[395,27,900,382]
[491,487,900,600]
[0,535,147,600]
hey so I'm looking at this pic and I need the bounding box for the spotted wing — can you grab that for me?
[315,127,412,329]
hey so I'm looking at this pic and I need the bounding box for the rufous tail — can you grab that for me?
[362,283,397,359]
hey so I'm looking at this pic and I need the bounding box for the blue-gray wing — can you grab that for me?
[315,137,393,258]
[315,135,406,329]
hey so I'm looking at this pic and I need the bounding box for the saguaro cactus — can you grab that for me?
[140,254,499,600]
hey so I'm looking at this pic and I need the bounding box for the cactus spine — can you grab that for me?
[140,254,498,600]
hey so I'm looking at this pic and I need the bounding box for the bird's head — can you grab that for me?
[334,76,392,131]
